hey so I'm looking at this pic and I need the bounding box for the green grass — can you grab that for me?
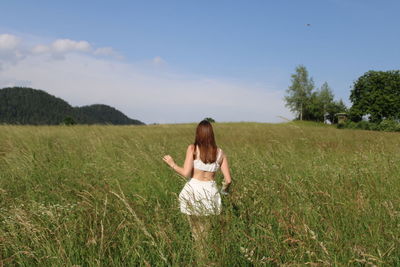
[0,122,399,266]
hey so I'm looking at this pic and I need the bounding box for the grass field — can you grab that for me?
[0,122,399,266]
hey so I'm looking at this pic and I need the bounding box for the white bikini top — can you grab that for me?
[193,145,223,172]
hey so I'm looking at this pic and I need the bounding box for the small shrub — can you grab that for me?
[345,121,356,129]
[338,118,400,132]
[336,123,345,129]
[356,120,370,130]
[368,122,379,131]
[378,119,400,132]
[62,116,76,126]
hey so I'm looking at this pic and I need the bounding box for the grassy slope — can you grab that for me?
[0,122,399,266]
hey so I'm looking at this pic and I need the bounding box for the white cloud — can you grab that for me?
[0,33,293,124]
[94,47,114,55]
[30,39,123,59]
[32,44,50,54]
[94,46,122,59]
[0,34,20,50]
[51,39,91,53]
[1,34,125,63]
[0,34,25,70]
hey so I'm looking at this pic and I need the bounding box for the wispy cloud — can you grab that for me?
[0,34,25,69]
[29,37,122,60]
[94,46,122,59]
[51,39,91,53]
[0,32,292,124]
[0,34,20,50]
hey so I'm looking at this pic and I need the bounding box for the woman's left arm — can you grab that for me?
[163,145,194,179]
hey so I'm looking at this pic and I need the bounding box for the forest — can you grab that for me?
[0,87,145,125]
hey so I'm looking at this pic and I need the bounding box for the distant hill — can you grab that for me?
[0,87,145,125]
[74,104,144,125]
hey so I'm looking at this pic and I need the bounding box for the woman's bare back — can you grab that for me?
[192,168,216,181]
[192,144,224,181]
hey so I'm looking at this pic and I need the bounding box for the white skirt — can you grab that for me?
[179,178,222,216]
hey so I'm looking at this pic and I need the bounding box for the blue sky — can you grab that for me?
[0,0,399,123]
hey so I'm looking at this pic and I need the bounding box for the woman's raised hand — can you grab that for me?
[162,155,176,168]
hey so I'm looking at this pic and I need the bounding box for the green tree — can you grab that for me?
[349,70,400,122]
[318,82,334,119]
[204,117,215,123]
[284,65,314,120]
[306,82,334,122]
[63,116,76,125]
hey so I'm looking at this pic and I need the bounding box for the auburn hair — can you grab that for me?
[193,120,218,163]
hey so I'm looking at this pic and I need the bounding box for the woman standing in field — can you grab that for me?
[162,120,232,262]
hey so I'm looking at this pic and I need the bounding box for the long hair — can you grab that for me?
[193,120,218,163]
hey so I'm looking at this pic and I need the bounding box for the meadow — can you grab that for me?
[0,122,399,266]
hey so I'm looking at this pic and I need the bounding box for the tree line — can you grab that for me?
[284,65,346,123]
[284,65,400,128]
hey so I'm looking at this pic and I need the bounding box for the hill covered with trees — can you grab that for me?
[0,87,145,125]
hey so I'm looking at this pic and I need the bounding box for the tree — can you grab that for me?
[284,65,314,120]
[349,70,400,122]
[318,82,334,119]
[63,116,76,125]
[305,82,334,122]
[204,117,215,123]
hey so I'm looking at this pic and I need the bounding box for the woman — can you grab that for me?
[162,120,232,261]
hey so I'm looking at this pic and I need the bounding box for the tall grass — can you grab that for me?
[0,122,399,266]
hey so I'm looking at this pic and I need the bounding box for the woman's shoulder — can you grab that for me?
[218,147,224,157]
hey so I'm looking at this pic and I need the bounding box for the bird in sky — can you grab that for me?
[306,23,311,26]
